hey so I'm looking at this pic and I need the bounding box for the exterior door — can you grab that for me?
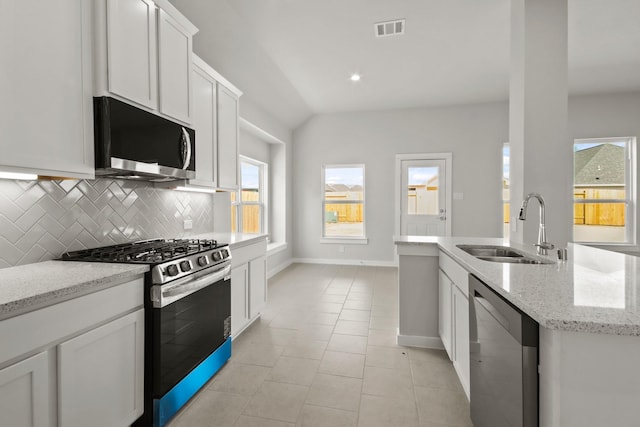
[400,157,449,236]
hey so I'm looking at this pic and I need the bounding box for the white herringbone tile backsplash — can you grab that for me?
[0,179,214,268]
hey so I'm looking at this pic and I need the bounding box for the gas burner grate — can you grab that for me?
[60,238,220,264]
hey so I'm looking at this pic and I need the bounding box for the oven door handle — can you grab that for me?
[152,264,231,308]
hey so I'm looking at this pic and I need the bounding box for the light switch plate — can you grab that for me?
[183,219,193,230]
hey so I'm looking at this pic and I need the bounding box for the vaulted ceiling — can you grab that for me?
[170,0,640,129]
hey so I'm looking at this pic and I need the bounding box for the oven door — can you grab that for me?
[150,263,231,400]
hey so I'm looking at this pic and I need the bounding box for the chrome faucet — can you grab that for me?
[518,192,555,255]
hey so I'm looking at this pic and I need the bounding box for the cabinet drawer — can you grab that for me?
[230,239,268,266]
[439,251,468,296]
[0,277,143,366]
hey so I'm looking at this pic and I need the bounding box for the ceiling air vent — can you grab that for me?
[375,19,405,38]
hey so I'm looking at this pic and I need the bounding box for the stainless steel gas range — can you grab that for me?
[61,239,232,427]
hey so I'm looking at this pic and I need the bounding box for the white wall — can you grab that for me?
[292,102,509,263]
[290,91,640,263]
[240,129,270,164]
[239,98,294,274]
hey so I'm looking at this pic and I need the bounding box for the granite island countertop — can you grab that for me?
[395,236,640,336]
[0,261,148,321]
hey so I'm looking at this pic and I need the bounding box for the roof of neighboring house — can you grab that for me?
[325,183,350,192]
[574,144,625,185]
[325,184,363,192]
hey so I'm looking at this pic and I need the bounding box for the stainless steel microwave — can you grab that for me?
[93,97,196,182]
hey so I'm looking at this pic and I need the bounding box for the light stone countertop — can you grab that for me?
[395,236,640,336]
[192,232,268,249]
[0,261,148,321]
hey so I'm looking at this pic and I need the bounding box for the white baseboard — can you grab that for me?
[267,258,293,279]
[397,334,444,349]
[292,258,398,268]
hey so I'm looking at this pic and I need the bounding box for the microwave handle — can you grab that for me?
[181,127,192,170]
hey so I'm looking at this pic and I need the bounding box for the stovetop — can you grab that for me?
[61,238,222,264]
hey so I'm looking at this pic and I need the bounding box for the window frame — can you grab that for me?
[572,136,636,246]
[321,163,367,244]
[232,156,268,237]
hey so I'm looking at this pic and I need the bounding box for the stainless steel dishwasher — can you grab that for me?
[469,274,538,427]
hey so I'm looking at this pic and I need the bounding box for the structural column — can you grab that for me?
[509,0,571,248]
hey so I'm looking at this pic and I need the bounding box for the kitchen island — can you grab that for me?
[395,236,640,427]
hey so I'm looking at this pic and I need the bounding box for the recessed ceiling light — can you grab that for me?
[350,73,361,82]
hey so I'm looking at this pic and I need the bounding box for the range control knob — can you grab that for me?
[212,251,222,262]
[222,249,229,259]
[179,260,191,272]
[166,264,179,277]
[197,256,208,267]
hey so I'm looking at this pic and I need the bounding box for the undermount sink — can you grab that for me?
[457,244,554,265]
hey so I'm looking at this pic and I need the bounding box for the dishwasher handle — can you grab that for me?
[469,274,538,347]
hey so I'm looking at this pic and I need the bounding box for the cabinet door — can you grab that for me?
[0,0,93,178]
[438,270,453,360]
[217,84,239,189]
[106,0,157,109]
[58,309,144,427]
[191,60,217,186]
[231,263,250,337]
[157,8,193,124]
[0,351,53,427]
[453,286,470,398]
[249,256,267,319]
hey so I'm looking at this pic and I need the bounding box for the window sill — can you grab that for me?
[267,242,288,256]
[320,238,369,245]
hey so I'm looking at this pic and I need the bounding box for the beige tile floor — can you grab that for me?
[167,263,473,427]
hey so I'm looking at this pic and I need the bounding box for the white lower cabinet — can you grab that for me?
[0,277,144,427]
[438,270,453,360]
[452,285,470,398]
[249,256,267,319]
[230,238,268,338]
[438,251,470,399]
[231,262,249,337]
[58,309,144,427]
[0,351,53,427]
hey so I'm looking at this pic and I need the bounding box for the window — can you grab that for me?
[573,137,635,244]
[322,165,365,239]
[232,157,268,235]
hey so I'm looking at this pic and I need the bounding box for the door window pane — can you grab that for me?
[407,166,439,215]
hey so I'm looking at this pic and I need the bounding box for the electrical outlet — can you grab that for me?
[183,219,193,230]
[338,245,345,253]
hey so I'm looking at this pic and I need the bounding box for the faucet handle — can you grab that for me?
[535,242,555,250]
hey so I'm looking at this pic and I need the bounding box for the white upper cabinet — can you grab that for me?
[217,84,240,190]
[191,57,218,187]
[96,0,197,124]
[0,0,94,179]
[157,8,194,124]
[188,54,242,190]
[105,0,158,110]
